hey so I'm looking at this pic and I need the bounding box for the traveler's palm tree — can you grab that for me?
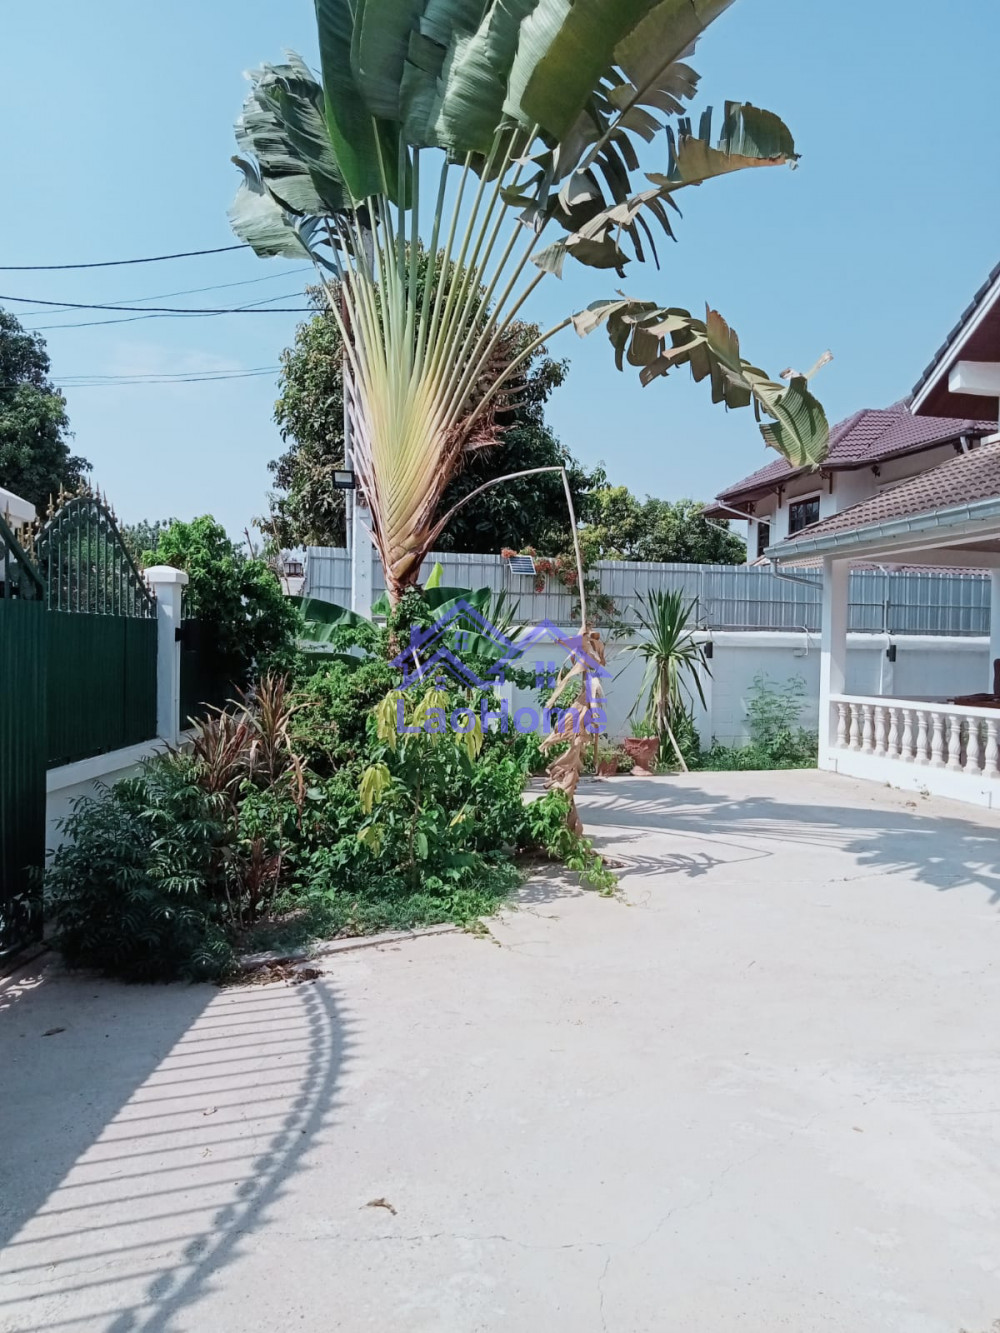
[230,0,830,605]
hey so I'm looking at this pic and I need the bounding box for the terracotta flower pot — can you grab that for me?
[596,758,619,777]
[623,736,658,774]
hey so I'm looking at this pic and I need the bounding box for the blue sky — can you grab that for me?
[2,0,997,538]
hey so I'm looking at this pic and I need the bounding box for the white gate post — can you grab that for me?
[145,566,189,746]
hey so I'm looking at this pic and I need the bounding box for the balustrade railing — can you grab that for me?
[831,695,1000,780]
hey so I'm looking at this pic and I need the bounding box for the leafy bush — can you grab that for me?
[695,672,817,772]
[47,587,622,980]
[46,759,234,982]
[148,516,300,687]
[522,790,617,894]
[580,741,635,775]
[47,678,308,982]
[289,656,398,773]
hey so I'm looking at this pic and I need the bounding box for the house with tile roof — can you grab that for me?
[763,263,1000,807]
[706,400,994,561]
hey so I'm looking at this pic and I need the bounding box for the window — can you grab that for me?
[755,521,771,559]
[788,496,820,535]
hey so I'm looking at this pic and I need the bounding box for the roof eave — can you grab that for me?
[912,264,1000,415]
[765,495,1000,563]
[712,430,988,511]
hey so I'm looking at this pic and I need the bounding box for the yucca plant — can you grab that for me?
[622,587,709,770]
[229,0,829,607]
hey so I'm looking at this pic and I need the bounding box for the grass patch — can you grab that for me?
[240,860,523,956]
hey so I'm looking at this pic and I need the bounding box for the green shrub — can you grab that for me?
[148,516,300,687]
[47,650,623,979]
[46,759,234,982]
[613,746,635,774]
[522,790,617,894]
[289,657,399,773]
[694,672,817,772]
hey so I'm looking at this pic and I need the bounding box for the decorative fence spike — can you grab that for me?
[36,492,155,619]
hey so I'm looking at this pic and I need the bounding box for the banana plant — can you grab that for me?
[229,0,830,608]
[292,585,521,665]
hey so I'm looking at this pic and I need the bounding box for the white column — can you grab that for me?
[989,570,1000,693]
[819,557,849,763]
[144,565,188,746]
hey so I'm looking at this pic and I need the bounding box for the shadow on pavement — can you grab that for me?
[0,965,351,1331]
[578,775,1000,901]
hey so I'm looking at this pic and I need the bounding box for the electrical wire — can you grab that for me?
[0,292,313,314]
[0,244,250,271]
[56,367,279,387]
[14,267,312,319]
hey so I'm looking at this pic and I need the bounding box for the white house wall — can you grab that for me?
[740,443,962,557]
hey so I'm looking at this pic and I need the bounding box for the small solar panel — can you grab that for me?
[507,554,537,576]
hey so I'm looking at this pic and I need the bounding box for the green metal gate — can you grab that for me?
[37,494,157,767]
[0,516,46,958]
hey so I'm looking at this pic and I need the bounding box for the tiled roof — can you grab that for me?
[713,400,993,505]
[912,259,1000,403]
[780,439,1000,544]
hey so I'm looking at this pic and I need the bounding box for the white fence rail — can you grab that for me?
[831,693,1000,785]
[305,547,992,636]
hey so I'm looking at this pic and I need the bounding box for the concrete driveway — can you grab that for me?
[3,770,1000,1332]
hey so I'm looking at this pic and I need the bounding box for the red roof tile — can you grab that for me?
[712,400,993,508]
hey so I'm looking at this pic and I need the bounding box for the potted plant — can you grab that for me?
[613,745,635,775]
[623,719,659,775]
[595,741,619,777]
[621,590,710,773]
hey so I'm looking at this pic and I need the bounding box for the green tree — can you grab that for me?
[266,291,605,555]
[0,310,90,512]
[148,517,299,685]
[267,298,347,549]
[122,517,177,563]
[229,9,828,604]
[583,489,745,564]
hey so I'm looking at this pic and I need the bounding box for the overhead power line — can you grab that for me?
[1,293,313,314]
[0,244,250,271]
[57,366,279,387]
[14,266,313,319]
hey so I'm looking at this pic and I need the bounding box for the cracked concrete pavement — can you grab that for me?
[2,770,1000,1331]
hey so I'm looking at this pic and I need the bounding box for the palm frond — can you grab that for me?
[229,2,828,603]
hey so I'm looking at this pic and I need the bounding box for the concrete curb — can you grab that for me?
[239,922,462,971]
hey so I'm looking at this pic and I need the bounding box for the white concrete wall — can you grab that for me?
[46,739,173,856]
[506,627,990,748]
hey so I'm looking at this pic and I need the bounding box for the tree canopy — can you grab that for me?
[0,310,90,513]
[582,490,745,564]
[146,516,299,682]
